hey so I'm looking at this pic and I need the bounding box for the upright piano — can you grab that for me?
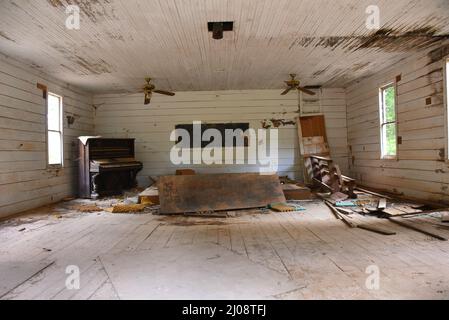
[78,137,143,199]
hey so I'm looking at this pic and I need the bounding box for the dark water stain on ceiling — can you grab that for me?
[50,43,114,75]
[290,26,449,53]
[0,31,16,43]
[357,27,447,52]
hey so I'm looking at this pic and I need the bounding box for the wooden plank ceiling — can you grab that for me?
[0,0,448,93]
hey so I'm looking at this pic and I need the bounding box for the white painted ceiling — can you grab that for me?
[0,0,448,93]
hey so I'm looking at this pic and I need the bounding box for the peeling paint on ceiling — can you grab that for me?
[0,0,448,93]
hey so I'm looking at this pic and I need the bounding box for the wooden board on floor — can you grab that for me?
[282,184,311,200]
[383,207,406,216]
[388,217,448,241]
[157,173,286,214]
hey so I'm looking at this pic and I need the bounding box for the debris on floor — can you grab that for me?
[138,186,159,205]
[269,202,296,212]
[71,204,103,213]
[442,213,449,223]
[335,200,357,207]
[282,183,312,200]
[330,191,348,202]
[309,155,356,198]
[109,203,147,213]
[321,186,449,240]
[388,216,447,241]
[278,175,312,200]
[140,198,154,205]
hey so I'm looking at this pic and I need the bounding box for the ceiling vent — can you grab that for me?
[207,21,233,40]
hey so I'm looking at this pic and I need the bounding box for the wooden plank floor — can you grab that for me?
[1,200,449,299]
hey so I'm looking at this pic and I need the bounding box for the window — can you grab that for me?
[47,93,63,166]
[379,83,397,158]
[446,58,449,159]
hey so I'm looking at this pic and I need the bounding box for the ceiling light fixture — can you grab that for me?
[208,21,233,40]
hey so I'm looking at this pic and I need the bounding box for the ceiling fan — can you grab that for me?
[142,77,175,105]
[281,74,316,96]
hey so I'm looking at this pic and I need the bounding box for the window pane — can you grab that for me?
[48,131,62,164]
[383,86,395,122]
[48,94,60,131]
[447,59,449,159]
[384,123,397,156]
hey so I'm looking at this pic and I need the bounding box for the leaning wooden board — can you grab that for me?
[158,173,286,214]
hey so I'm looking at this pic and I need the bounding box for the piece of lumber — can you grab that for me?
[388,207,449,218]
[377,198,387,210]
[336,208,353,215]
[282,184,311,200]
[355,187,393,200]
[441,212,449,223]
[323,200,342,220]
[325,201,357,228]
[388,217,447,241]
[365,205,379,212]
[352,207,364,214]
[357,185,448,209]
[383,207,406,216]
[394,205,422,214]
[357,224,396,235]
[158,173,286,214]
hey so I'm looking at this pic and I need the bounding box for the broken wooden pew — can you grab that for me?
[157,173,286,214]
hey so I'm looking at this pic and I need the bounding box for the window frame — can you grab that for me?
[46,92,64,168]
[445,57,449,161]
[378,82,398,160]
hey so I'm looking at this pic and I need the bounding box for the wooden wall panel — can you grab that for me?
[346,41,449,204]
[94,88,348,181]
[0,55,94,218]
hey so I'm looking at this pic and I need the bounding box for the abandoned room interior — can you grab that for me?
[0,0,449,302]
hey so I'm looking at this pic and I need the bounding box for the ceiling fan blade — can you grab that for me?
[297,86,316,96]
[154,89,175,96]
[281,87,293,95]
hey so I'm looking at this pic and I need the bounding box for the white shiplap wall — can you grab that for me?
[346,41,449,203]
[0,55,94,218]
[94,88,348,181]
